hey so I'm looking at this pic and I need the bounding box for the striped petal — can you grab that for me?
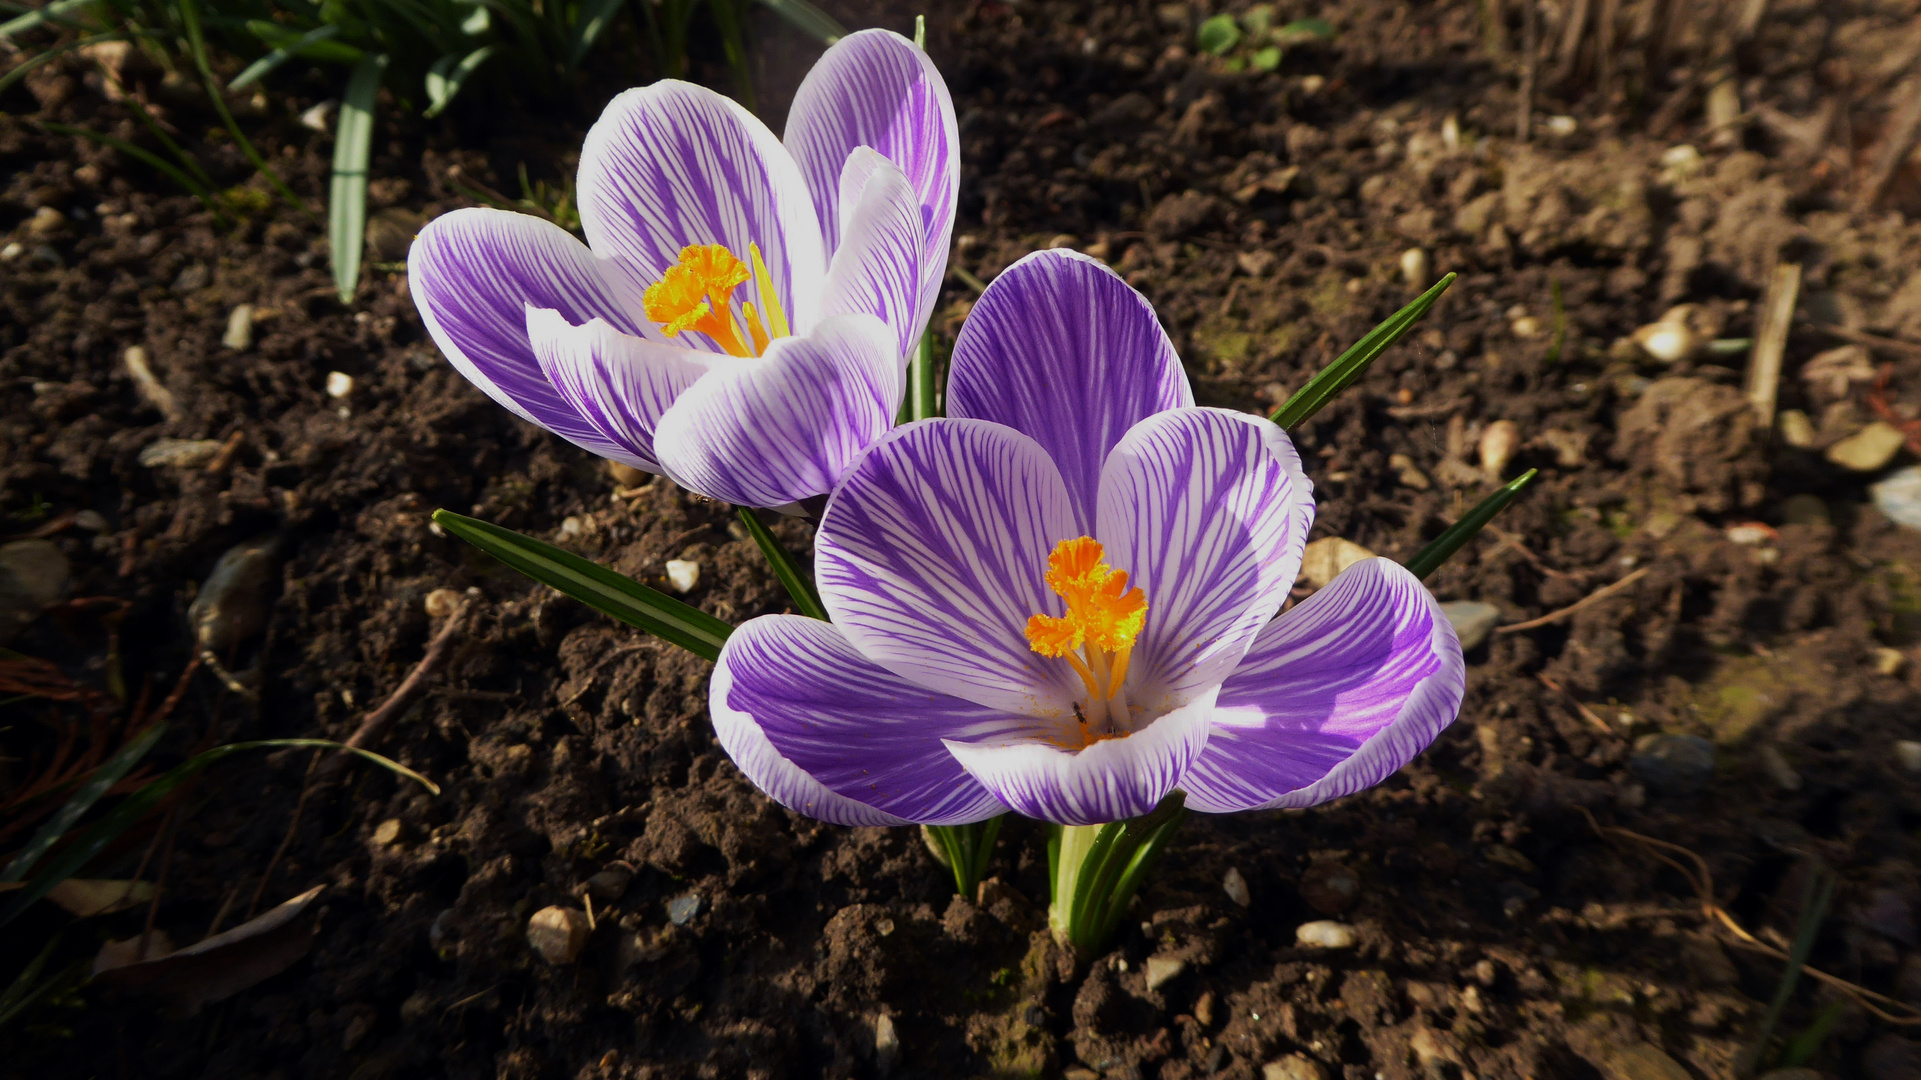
[785,27,958,308]
[652,314,899,508]
[578,80,825,341]
[816,418,1084,717]
[1182,559,1465,814]
[941,687,1217,825]
[1098,408,1314,714]
[408,207,646,461]
[527,308,710,472]
[712,615,1017,825]
[949,249,1193,529]
[820,148,929,361]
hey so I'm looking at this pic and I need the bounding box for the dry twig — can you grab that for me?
[1818,323,1921,359]
[321,599,470,774]
[1746,261,1801,430]
[1536,672,1615,735]
[1496,567,1651,634]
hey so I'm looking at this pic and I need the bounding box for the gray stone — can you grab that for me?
[138,438,224,468]
[666,892,701,926]
[0,539,69,645]
[1441,601,1503,652]
[189,537,280,653]
[1144,956,1186,992]
[1827,421,1906,472]
[585,867,633,904]
[1872,466,1921,529]
[1628,735,1717,794]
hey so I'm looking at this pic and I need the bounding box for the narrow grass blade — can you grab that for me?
[1738,866,1835,1077]
[0,739,432,931]
[433,509,732,661]
[39,122,223,219]
[331,53,387,303]
[231,25,349,90]
[423,45,496,118]
[0,30,124,96]
[1270,272,1456,431]
[178,0,310,218]
[569,0,625,66]
[1402,468,1537,581]
[0,0,94,39]
[735,508,827,621]
[0,724,165,884]
[708,0,757,112]
[756,0,845,43]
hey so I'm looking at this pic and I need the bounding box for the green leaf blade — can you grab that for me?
[735,509,827,621]
[1402,468,1538,581]
[1270,272,1456,431]
[331,53,387,303]
[0,723,166,884]
[432,509,732,661]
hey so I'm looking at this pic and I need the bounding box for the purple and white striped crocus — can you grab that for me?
[709,249,1467,826]
[408,29,957,508]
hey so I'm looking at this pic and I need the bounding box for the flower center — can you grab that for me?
[642,242,791,357]
[1024,537,1148,747]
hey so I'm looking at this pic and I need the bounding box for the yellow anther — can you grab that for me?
[1026,537,1147,742]
[643,241,791,358]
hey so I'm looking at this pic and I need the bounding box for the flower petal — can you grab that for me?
[712,615,1017,825]
[816,418,1084,716]
[578,80,824,339]
[1181,559,1465,814]
[652,314,898,508]
[408,207,646,461]
[784,28,958,302]
[941,688,1216,825]
[1098,408,1314,713]
[820,148,929,361]
[948,249,1193,529]
[527,308,710,472]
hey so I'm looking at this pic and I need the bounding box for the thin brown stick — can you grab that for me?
[1858,77,1921,211]
[1536,672,1615,734]
[1577,808,1921,1026]
[1496,567,1651,634]
[1485,524,1575,578]
[1817,323,1921,359]
[321,600,469,775]
[248,751,321,920]
[1747,261,1801,431]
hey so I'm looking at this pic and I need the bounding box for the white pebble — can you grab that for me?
[300,99,338,131]
[0,242,21,261]
[222,304,254,350]
[1544,114,1578,136]
[1399,247,1430,288]
[1294,920,1357,949]
[1479,420,1520,479]
[665,559,701,594]
[526,906,589,965]
[1897,741,1921,774]
[666,892,701,925]
[1223,866,1251,907]
[423,588,465,618]
[325,371,355,398]
[1144,955,1186,992]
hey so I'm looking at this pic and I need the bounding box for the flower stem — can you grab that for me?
[1047,792,1187,958]
[922,818,1002,897]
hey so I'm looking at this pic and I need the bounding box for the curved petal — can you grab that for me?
[816,418,1084,716]
[712,615,1017,825]
[408,207,646,461]
[820,148,929,361]
[578,80,825,340]
[1098,408,1314,714]
[948,249,1194,529]
[942,688,1217,825]
[527,308,710,472]
[1182,559,1465,814]
[652,314,898,507]
[784,27,958,301]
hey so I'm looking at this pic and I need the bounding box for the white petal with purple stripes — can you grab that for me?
[1182,559,1465,814]
[784,28,958,303]
[948,249,1193,529]
[819,149,928,362]
[527,308,710,472]
[941,688,1217,825]
[408,207,644,460]
[713,615,1017,825]
[652,314,898,508]
[1099,408,1314,713]
[816,419,1085,716]
[578,80,824,340]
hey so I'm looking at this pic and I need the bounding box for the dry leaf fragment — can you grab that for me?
[91,885,324,1011]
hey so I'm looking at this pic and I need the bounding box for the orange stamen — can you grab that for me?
[643,242,791,358]
[1025,537,1149,735]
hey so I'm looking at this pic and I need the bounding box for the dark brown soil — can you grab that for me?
[6,1,1921,1077]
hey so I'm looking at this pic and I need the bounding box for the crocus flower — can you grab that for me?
[408,29,957,508]
[710,249,1465,826]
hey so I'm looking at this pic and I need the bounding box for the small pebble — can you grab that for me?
[1758,746,1801,792]
[1725,523,1774,545]
[1660,143,1704,181]
[27,206,64,236]
[325,371,354,398]
[1222,866,1251,907]
[73,509,109,532]
[585,866,633,903]
[1294,920,1357,949]
[605,461,648,488]
[189,537,280,653]
[1298,537,1375,589]
[427,909,458,955]
[1194,990,1216,1026]
[124,346,180,420]
[1896,741,1921,773]
[1777,409,1816,448]
[1873,647,1907,677]
[873,1013,900,1076]
[1144,955,1185,992]
[526,906,590,965]
[423,588,465,618]
[1299,861,1360,914]
[300,99,337,131]
[0,242,20,260]
[1628,734,1716,795]
[1827,421,1907,472]
[1387,452,1431,490]
[1399,247,1429,287]
[1472,958,1498,985]
[371,818,404,846]
[1631,308,1701,363]
[556,516,587,542]
[1544,114,1577,136]
[666,892,701,925]
[1440,601,1502,653]
[665,559,701,594]
[138,438,225,468]
[1479,419,1520,478]
[222,304,254,350]
[1872,466,1921,529]
[1263,1053,1327,1080]
[0,539,70,645]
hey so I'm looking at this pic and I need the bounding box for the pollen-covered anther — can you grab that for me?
[1025,537,1148,745]
[643,242,789,358]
